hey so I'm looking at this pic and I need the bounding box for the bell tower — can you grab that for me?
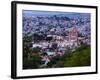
[69,27,78,42]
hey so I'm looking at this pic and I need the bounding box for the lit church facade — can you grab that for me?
[68,27,78,47]
[55,27,79,48]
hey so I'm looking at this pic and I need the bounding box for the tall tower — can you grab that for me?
[69,27,78,42]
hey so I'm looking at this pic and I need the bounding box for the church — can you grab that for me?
[68,27,78,47]
[69,27,78,42]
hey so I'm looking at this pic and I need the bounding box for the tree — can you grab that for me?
[23,38,42,69]
[32,47,41,53]
[32,33,39,42]
[46,36,53,42]
[52,43,57,50]
[63,45,91,67]
[23,36,32,59]
[23,55,41,69]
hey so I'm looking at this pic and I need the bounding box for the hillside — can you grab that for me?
[63,45,91,67]
[47,44,91,68]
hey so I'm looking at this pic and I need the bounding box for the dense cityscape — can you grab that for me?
[23,11,91,69]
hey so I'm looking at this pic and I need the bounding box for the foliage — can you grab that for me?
[23,55,41,69]
[32,33,46,42]
[52,43,58,50]
[23,36,32,58]
[47,55,60,67]
[46,36,53,42]
[32,47,41,53]
[63,45,91,67]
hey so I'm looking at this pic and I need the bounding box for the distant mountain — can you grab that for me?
[23,10,90,19]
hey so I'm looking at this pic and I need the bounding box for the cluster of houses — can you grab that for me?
[23,14,91,67]
[32,27,82,66]
[32,26,90,66]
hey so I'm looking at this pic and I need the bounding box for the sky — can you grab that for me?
[22,10,91,18]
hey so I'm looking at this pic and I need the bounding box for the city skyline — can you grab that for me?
[23,10,90,18]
